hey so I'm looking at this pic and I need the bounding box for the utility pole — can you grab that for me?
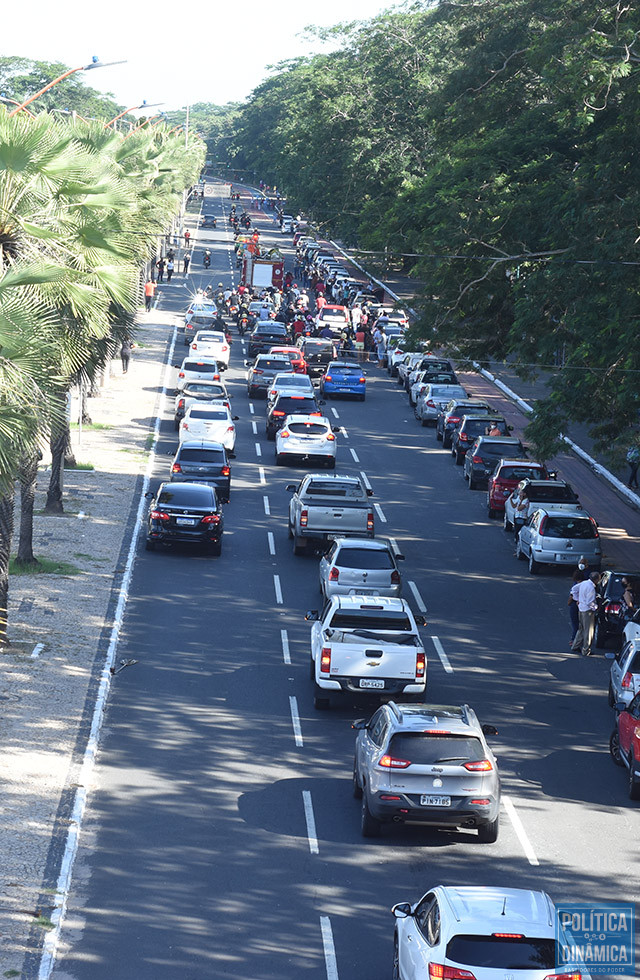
[185,104,190,150]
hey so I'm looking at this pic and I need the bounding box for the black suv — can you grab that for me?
[463,436,527,490]
[596,571,640,648]
[452,414,512,465]
[247,321,290,357]
[436,400,495,447]
[170,440,231,502]
[146,482,224,555]
[299,338,337,378]
[266,392,320,439]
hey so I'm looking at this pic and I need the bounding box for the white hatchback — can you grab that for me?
[275,414,339,468]
[176,358,220,392]
[190,330,230,369]
[179,404,238,451]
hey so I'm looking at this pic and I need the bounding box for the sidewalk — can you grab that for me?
[0,307,174,975]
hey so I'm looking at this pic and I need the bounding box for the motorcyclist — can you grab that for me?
[214,310,226,331]
[216,284,226,311]
[203,250,211,269]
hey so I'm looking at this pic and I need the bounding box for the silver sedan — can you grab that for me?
[415,383,467,424]
[319,537,404,598]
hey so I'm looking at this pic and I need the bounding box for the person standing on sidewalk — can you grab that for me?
[156,257,165,283]
[571,571,601,656]
[568,567,585,647]
[120,339,132,374]
[183,252,191,275]
[144,278,156,312]
[184,229,191,249]
[167,256,175,282]
[626,444,640,488]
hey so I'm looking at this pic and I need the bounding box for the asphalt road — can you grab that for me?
[52,183,640,979]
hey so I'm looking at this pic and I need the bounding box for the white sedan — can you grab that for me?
[275,414,339,468]
[179,404,238,451]
[190,330,230,369]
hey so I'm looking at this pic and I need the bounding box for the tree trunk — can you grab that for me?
[0,489,15,648]
[16,450,41,568]
[81,385,92,424]
[45,427,66,514]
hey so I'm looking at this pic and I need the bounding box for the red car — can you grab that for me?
[269,346,307,374]
[610,691,640,799]
[486,459,551,519]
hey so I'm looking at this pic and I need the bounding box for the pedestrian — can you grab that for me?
[184,229,191,248]
[120,339,132,374]
[156,257,165,283]
[622,576,637,614]
[144,278,156,312]
[167,257,174,282]
[568,568,585,646]
[183,252,191,275]
[626,444,640,488]
[571,571,601,656]
[351,304,362,330]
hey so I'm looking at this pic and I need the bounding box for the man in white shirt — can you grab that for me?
[571,572,601,656]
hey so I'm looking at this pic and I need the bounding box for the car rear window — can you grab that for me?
[184,383,225,396]
[329,366,363,376]
[195,332,224,342]
[190,315,215,325]
[480,443,522,457]
[497,467,540,481]
[288,422,327,435]
[256,359,291,372]
[464,419,504,436]
[306,481,363,497]
[429,386,462,398]
[184,361,217,372]
[275,396,318,413]
[541,517,596,539]
[275,375,308,386]
[388,733,484,764]
[158,486,214,506]
[446,935,556,970]
[178,449,225,463]
[529,485,577,502]
[188,408,228,420]
[329,610,413,631]
[255,324,286,334]
[335,548,394,570]
[629,652,640,673]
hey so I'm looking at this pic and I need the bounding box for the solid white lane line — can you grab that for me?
[302,790,319,855]
[431,636,453,673]
[281,629,291,665]
[263,495,270,516]
[503,796,539,866]
[289,695,303,746]
[249,402,255,414]
[255,442,262,457]
[252,420,258,435]
[374,502,387,524]
[360,470,372,491]
[331,407,339,419]
[274,574,283,604]
[31,643,44,660]
[259,466,266,485]
[388,537,400,556]
[268,531,276,555]
[350,448,360,463]
[340,426,348,439]
[320,916,339,980]
[408,580,427,613]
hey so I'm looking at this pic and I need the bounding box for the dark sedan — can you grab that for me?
[246,356,292,398]
[463,436,527,490]
[298,338,337,378]
[266,393,321,439]
[452,414,512,464]
[436,399,495,447]
[146,482,224,555]
[170,440,231,502]
[247,321,290,357]
[596,571,640,648]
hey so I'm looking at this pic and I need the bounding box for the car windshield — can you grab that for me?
[275,397,317,413]
[388,733,484,764]
[498,467,540,480]
[446,936,556,970]
[178,449,225,463]
[329,610,413,631]
[255,325,286,335]
[288,422,327,435]
[541,517,596,539]
[529,485,576,501]
[157,486,214,505]
[335,548,394,570]
[188,409,228,420]
[306,481,363,498]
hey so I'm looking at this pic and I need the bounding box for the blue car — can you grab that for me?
[320,361,366,401]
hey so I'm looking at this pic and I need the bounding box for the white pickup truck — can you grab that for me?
[306,596,427,709]
[287,474,374,555]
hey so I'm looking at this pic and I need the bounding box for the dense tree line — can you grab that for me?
[228,0,640,460]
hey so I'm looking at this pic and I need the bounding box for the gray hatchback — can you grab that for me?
[170,440,231,502]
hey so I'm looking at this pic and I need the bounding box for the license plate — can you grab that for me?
[176,518,196,526]
[555,553,576,561]
[359,678,384,689]
[420,795,451,807]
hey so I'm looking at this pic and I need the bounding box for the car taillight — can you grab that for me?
[448,416,460,424]
[622,671,634,689]
[544,974,581,980]
[539,516,548,535]
[280,430,290,438]
[253,369,263,374]
[201,514,220,524]
[150,510,169,520]
[178,399,185,409]
[214,374,220,381]
[182,422,189,430]
[359,377,365,383]
[326,433,335,441]
[222,345,228,352]
[470,799,491,805]
[429,965,476,980]
[273,410,286,417]
[221,465,230,477]
[226,426,235,433]
[459,432,468,441]
[329,568,339,581]
[192,344,198,350]
[493,934,524,939]
[463,759,493,771]
[391,570,401,584]
[590,517,599,537]
[379,755,411,769]
[416,651,426,678]
[300,509,308,527]
[224,400,230,408]
[325,374,332,381]
[171,463,182,473]
[472,455,483,464]
[367,511,374,531]
[426,399,435,407]
[178,372,185,378]
[605,601,623,615]
[320,647,331,673]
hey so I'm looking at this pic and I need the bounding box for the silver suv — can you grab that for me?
[352,702,500,840]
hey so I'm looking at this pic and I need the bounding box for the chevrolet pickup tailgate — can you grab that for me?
[305,501,371,534]
[325,635,422,690]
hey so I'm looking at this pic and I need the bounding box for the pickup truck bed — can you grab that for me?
[287,474,374,554]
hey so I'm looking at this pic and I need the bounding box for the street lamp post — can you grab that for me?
[8,57,126,116]
[0,94,35,118]
[104,100,163,129]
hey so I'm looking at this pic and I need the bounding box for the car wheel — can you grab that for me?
[173,417,180,432]
[436,428,443,442]
[313,687,330,711]
[594,622,606,649]
[326,457,336,470]
[455,451,464,466]
[503,512,513,532]
[528,552,541,575]
[487,503,497,518]
[352,760,363,799]
[468,476,478,490]
[420,416,430,427]
[515,535,525,561]
[361,791,381,837]
[610,728,624,766]
[309,659,316,681]
[608,682,616,708]
[629,754,640,800]
[288,521,294,539]
[443,433,451,448]
[145,539,156,552]
[210,539,222,556]
[359,394,366,402]
[477,814,499,843]
[293,535,307,556]
[392,935,400,980]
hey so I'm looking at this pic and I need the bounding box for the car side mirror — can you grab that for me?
[614,702,627,713]
[508,425,514,431]
[305,610,319,621]
[227,451,236,459]
[351,718,368,730]
[144,491,154,498]
[481,724,498,736]
[366,488,374,497]
[392,903,412,919]
[245,360,252,367]
[319,399,326,405]
[332,426,341,433]
[285,484,296,492]
[396,554,405,561]
[232,416,240,421]
[415,614,427,627]
[548,471,557,479]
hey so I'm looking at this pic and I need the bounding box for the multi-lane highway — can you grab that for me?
[51,182,640,979]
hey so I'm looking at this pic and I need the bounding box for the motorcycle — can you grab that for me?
[203,253,211,269]
[238,314,248,336]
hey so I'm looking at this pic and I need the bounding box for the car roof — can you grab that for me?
[476,436,521,444]
[283,413,329,424]
[384,702,477,733]
[177,440,226,450]
[159,480,216,495]
[497,458,539,466]
[332,537,392,550]
[439,887,554,932]
[334,595,408,610]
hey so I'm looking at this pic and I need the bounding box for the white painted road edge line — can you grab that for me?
[259,466,266,486]
[31,643,44,660]
[331,407,339,419]
[255,442,262,457]
[360,470,372,491]
[268,531,276,555]
[302,790,319,855]
[252,420,258,435]
[503,795,539,866]
[274,574,283,604]
[263,495,271,516]
[38,323,179,980]
[431,635,454,673]
[281,629,291,665]
[320,916,339,980]
[249,402,255,414]
[373,502,387,524]
[350,448,360,463]
[289,695,303,747]
[408,580,427,613]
